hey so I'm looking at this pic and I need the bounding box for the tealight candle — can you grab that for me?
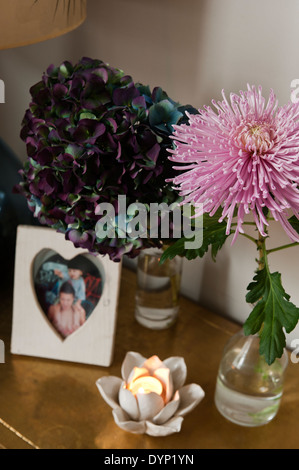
[96,351,205,436]
[128,376,163,396]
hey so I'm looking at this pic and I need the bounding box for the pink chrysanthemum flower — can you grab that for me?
[169,84,299,243]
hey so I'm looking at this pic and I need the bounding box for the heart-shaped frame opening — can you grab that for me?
[33,249,105,341]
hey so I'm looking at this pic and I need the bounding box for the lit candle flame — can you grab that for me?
[128,376,163,396]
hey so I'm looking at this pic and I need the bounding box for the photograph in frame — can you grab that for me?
[11,225,122,367]
[34,251,103,339]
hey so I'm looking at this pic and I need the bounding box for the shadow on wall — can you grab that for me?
[198,247,231,318]
[69,0,209,107]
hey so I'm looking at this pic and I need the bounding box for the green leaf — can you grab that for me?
[288,215,299,234]
[244,268,299,364]
[160,209,229,263]
[204,213,228,260]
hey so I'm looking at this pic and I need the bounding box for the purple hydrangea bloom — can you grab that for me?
[15,57,195,260]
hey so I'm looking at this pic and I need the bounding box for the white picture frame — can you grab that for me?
[11,225,122,367]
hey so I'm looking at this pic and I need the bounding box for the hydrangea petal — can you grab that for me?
[15,57,190,262]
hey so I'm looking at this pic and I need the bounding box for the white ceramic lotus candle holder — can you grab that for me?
[96,351,205,436]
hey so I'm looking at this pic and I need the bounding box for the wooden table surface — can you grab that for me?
[0,266,298,450]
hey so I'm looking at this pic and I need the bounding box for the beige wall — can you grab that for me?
[1,0,299,345]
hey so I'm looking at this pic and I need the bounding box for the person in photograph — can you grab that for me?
[54,258,86,311]
[38,260,69,308]
[48,281,86,338]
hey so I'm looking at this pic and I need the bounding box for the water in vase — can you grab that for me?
[214,330,288,426]
[135,249,182,329]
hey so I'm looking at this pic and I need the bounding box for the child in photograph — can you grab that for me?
[48,282,86,338]
[54,258,86,311]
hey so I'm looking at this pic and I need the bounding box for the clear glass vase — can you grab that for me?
[214,328,288,426]
[135,248,182,329]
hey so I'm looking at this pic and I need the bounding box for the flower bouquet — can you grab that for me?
[15,57,299,367]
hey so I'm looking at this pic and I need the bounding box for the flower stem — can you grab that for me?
[256,231,268,271]
[267,242,299,255]
[239,232,258,244]
[254,232,269,340]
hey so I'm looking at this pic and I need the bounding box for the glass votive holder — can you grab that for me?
[135,248,182,330]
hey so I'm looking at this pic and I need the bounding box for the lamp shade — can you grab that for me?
[0,0,86,50]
